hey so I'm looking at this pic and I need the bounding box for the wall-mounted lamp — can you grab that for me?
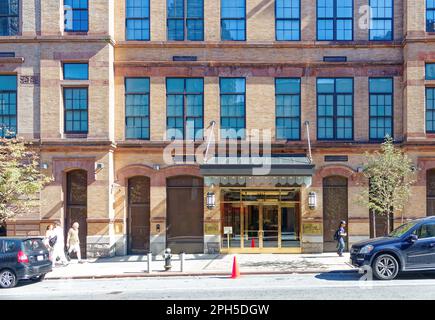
[356,167,364,173]
[206,192,216,209]
[153,164,160,171]
[41,163,49,170]
[308,191,317,210]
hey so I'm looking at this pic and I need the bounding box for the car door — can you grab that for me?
[0,240,4,265]
[404,222,435,270]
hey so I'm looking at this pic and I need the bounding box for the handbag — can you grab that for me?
[48,235,57,247]
[64,248,71,262]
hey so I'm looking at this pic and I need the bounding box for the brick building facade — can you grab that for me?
[1,0,435,257]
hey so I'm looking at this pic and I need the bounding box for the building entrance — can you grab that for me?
[221,189,301,253]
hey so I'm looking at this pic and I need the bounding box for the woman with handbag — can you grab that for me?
[43,224,55,260]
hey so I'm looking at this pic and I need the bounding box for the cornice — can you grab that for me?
[114,60,403,68]
[115,40,403,49]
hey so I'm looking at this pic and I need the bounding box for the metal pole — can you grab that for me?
[147,252,152,273]
[227,233,230,249]
[180,252,185,272]
[305,121,313,164]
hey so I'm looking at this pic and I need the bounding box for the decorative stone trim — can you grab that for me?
[52,157,96,184]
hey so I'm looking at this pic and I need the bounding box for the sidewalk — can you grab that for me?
[45,253,356,280]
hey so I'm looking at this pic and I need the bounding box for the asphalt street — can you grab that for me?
[1,271,435,300]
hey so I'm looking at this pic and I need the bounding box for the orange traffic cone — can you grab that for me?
[231,256,240,279]
[251,238,255,248]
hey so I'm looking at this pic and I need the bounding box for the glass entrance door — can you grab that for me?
[243,205,260,248]
[262,205,279,248]
[221,188,301,252]
[243,204,279,249]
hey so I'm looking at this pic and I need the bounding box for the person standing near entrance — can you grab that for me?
[67,222,83,263]
[43,224,55,261]
[52,221,69,267]
[335,220,347,257]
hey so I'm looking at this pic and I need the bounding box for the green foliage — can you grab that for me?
[0,137,52,222]
[358,136,416,218]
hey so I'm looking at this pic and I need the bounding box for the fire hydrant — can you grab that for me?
[163,248,172,271]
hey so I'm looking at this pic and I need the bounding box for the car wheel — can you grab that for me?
[0,269,17,288]
[372,254,399,280]
[32,274,46,282]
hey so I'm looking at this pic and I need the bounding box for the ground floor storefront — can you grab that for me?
[4,145,435,257]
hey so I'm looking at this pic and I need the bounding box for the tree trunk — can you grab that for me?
[386,211,391,235]
[372,210,376,238]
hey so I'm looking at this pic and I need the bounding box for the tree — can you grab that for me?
[0,137,52,223]
[357,137,416,237]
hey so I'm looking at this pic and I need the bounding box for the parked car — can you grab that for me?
[350,216,435,280]
[0,237,52,288]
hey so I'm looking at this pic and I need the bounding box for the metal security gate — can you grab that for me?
[428,170,435,216]
[66,170,88,259]
[128,176,150,254]
[323,176,348,252]
[166,176,204,253]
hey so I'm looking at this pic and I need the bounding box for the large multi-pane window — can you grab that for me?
[369,78,393,140]
[167,0,204,41]
[427,88,435,133]
[427,0,435,32]
[125,78,150,140]
[126,0,150,41]
[0,75,17,138]
[317,78,353,140]
[317,0,353,41]
[220,78,246,139]
[64,88,88,133]
[221,0,246,41]
[276,0,300,41]
[369,0,393,40]
[64,0,89,32]
[276,78,301,140]
[0,0,19,36]
[167,78,204,140]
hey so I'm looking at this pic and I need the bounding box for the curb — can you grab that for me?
[45,269,358,280]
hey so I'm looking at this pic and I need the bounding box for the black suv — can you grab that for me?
[0,237,52,288]
[350,216,435,280]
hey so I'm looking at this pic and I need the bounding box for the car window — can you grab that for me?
[22,239,45,251]
[389,221,418,237]
[4,241,17,253]
[415,223,435,239]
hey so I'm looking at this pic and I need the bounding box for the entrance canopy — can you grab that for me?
[200,156,314,187]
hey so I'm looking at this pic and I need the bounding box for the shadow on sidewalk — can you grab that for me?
[315,270,364,282]
[240,260,325,270]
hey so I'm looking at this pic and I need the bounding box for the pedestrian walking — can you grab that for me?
[334,220,347,257]
[51,221,69,267]
[67,222,83,263]
[43,224,55,261]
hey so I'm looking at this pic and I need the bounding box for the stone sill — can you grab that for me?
[0,57,24,64]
